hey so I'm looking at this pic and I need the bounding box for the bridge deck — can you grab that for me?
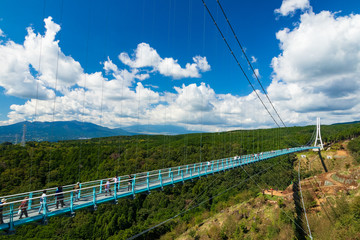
[0,146,317,231]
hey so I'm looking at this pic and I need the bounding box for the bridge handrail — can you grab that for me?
[0,146,318,230]
[0,155,239,200]
[0,146,316,202]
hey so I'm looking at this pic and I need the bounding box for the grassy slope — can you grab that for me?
[163,138,360,240]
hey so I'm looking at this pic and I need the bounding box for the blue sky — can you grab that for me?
[0,0,360,132]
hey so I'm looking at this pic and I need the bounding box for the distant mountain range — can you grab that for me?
[122,124,200,135]
[0,121,200,143]
[332,120,360,125]
[0,121,133,143]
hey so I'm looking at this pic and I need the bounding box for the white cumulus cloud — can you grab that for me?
[0,16,83,99]
[269,10,360,124]
[119,43,210,79]
[251,56,257,63]
[275,0,311,17]
[5,11,360,132]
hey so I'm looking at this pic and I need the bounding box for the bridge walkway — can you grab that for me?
[0,146,317,231]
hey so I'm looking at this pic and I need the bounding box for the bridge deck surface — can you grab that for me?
[0,146,317,231]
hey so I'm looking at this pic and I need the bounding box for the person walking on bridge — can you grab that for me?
[73,182,80,201]
[19,197,29,219]
[128,175,133,191]
[0,198,6,224]
[38,190,50,214]
[55,186,65,209]
[105,179,112,196]
[113,175,119,191]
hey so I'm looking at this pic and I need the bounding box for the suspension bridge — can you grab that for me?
[0,0,328,238]
[0,146,318,231]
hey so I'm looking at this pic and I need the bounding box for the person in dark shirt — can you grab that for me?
[19,197,29,219]
[128,175,133,191]
[55,186,65,209]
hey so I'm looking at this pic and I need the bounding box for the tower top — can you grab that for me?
[314,117,324,150]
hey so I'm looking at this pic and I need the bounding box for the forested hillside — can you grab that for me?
[0,123,359,239]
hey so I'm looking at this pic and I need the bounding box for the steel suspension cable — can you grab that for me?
[305,125,317,147]
[96,0,110,179]
[48,0,64,184]
[28,0,47,191]
[239,160,311,238]
[201,0,280,128]
[216,0,286,128]
[298,159,313,239]
[78,0,93,182]
[127,160,282,240]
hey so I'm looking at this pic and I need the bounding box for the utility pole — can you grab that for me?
[21,124,26,147]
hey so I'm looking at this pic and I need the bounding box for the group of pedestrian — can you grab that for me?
[3,187,64,221]
[103,175,134,195]
[0,174,135,223]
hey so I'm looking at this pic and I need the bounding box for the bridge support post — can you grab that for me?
[147,172,150,193]
[9,203,14,232]
[114,182,118,203]
[171,171,174,186]
[190,168,193,181]
[314,117,324,150]
[28,192,33,210]
[70,192,74,214]
[186,165,189,175]
[99,180,103,194]
[198,165,201,178]
[169,168,171,178]
[78,183,82,200]
[178,166,180,176]
[132,174,136,198]
[118,177,121,191]
[93,187,97,210]
[159,170,163,190]
[42,197,48,223]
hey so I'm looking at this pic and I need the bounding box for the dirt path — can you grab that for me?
[263,168,358,198]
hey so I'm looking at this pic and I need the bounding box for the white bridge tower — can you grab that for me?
[314,117,324,150]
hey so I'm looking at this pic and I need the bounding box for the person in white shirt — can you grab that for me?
[38,190,50,214]
[105,179,112,196]
[113,175,119,191]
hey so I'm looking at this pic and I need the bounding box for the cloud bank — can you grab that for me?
[1,17,266,131]
[270,10,360,124]
[1,6,360,132]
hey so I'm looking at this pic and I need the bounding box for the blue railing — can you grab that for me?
[0,146,318,231]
